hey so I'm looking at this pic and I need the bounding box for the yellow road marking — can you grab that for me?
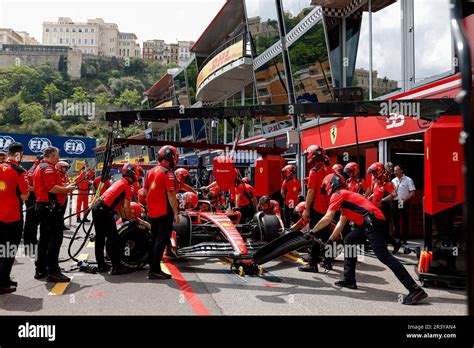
[77,254,89,261]
[87,241,95,248]
[285,254,306,264]
[48,277,73,296]
[161,262,171,275]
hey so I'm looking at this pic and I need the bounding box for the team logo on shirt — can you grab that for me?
[0,136,15,152]
[28,137,52,153]
[330,125,337,145]
[0,181,6,191]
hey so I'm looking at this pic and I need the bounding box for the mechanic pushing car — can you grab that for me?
[143,145,180,280]
[91,163,141,274]
[0,142,29,294]
[34,146,75,282]
[309,173,427,305]
[299,144,331,273]
[280,164,301,227]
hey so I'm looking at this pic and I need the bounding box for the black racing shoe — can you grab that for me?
[47,272,71,283]
[298,264,319,273]
[82,218,91,223]
[109,267,133,276]
[335,280,358,289]
[76,218,82,224]
[402,287,428,305]
[34,270,47,280]
[97,264,111,273]
[392,240,403,254]
[148,270,172,280]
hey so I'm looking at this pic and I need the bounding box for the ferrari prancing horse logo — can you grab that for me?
[330,125,337,145]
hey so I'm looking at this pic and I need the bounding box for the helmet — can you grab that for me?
[326,172,346,196]
[294,202,306,216]
[158,145,179,168]
[57,161,69,171]
[175,168,189,183]
[332,164,344,175]
[242,177,251,184]
[122,163,140,181]
[324,155,331,166]
[344,162,359,178]
[130,202,144,220]
[183,192,198,209]
[303,145,326,166]
[138,188,147,206]
[281,164,296,179]
[367,162,384,179]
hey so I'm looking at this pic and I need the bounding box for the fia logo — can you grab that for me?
[28,138,52,153]
[64,139,86,155]
[0,135,15,152]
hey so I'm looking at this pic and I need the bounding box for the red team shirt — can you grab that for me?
[0,160,28,223]
[231,182,253,207]
[281,177,302,208]
[371,180,394,207]
[347,178,367,195]
[307,163,330,214]
[34,160,66,205]
[144,163,176,218]
[328,189,385,225]
[93,177,111,196]
[262,200,281,215]
[100,178,135,211]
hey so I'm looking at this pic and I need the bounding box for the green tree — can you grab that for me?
[116,89,141,110]
[93,93,110,120]
[0,94,23,125]
[71,87,89,103]
[43,83,60,111]
[32,119,64,136]
[65,123,88,137]
[19,102,44,131]
[108,76,145,96]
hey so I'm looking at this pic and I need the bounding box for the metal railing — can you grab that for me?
[198,31,252,71]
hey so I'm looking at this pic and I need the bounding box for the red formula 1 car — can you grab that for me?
[167,199,282,275]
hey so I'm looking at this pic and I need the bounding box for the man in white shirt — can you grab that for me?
[391,165,416,251]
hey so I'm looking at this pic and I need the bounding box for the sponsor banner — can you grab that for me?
[0,132,96,158]
[196,40,244,89]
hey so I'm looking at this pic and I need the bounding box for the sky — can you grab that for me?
[355,0,453,85]
[0,0,227,43]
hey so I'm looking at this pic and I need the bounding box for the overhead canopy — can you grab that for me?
[190,0,245,56]
[312,0,396,13]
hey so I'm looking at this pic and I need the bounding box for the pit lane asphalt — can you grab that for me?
[0,221,467,315]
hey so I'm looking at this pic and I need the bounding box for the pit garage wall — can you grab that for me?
[301,72,464,217]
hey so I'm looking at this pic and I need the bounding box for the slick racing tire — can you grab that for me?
[260,214,281,242]
[114,220,151,270]
[172,214,191,248]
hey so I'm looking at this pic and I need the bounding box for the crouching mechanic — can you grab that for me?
[91,163,141,274]
[258,196,281,218]
[144,145,180,280]
[309,173,428,305]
